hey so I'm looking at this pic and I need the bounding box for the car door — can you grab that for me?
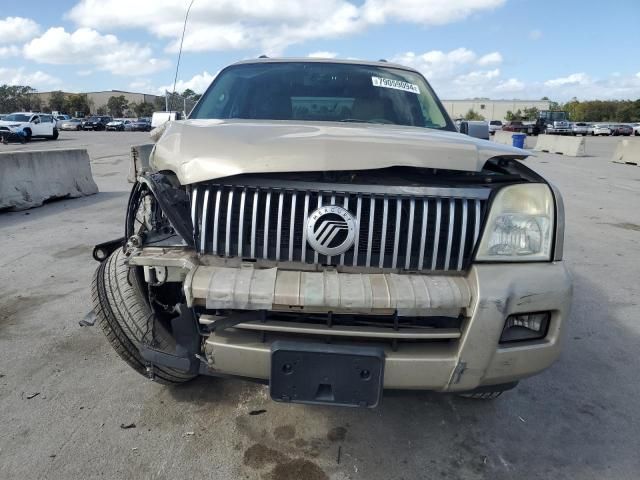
[29,115,46,136]
[42,115,55,135]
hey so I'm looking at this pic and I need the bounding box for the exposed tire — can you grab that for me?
[49,128,59,140]
[91,248,196,385]
[24,128,32,142]
[457,382,518,400]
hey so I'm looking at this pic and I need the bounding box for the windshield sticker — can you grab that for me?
[371,76,420,94]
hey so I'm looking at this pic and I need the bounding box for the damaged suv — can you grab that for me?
[91,58,571,407]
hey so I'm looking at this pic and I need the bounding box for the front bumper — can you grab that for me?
[130,251,572,391]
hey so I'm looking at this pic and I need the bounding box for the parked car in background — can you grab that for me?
[82,116,112,131]
[60,118,83,131]
[489,120,503,135]
[55,114,72,129]
[0,112,59,141]
[106,119,132,131]
[589,124,611,136]
[129,119,152,132]
[610,124,633,136]
[571,122,589,136]
[502,121,529,133]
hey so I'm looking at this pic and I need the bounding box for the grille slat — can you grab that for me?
[238,189,246,257]
[444,198,455,271]
[391,199,402,269]
[276,192,284,261]
[431,199,442,270]
[212,188,222,254]
[193,183,487,272]
[289,193,297,262]
[225,189,234,257]
[353,196,362,267]
[263,191,271,259]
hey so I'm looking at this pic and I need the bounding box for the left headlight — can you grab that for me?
[476,183,554,262]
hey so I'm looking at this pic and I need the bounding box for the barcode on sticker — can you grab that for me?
[371,76,420,94]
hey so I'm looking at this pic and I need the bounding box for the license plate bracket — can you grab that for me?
[270,341,384,408]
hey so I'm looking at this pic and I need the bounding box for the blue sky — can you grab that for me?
[1,0,639,100]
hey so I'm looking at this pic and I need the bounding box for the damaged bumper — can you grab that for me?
[129,249,572,391]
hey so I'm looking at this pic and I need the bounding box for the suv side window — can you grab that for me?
[31,115,40,124]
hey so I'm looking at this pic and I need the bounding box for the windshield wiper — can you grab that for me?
[339,118,387,124]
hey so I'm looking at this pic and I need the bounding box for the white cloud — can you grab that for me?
[544,73,590,87]
[455,68,500,85]
[540,72,640,100]
[0,17,40,44]
[0,67,60,88]
[529,29,542,40]
[66,0,505,54]
[361,0,505,25]
[308,51,339,58]
[159,71,218,94]
[77,69,93,76]
[392,48,506,97]
[0,45,20,58]
[477,52,502,66]
[23,27,170,76]
[392,48,478,81]
[494,78,525,93]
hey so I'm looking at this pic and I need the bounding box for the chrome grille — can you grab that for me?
[191,181,489,272]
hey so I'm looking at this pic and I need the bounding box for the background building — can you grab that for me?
[441,99,551,121]
[34,90,164,115]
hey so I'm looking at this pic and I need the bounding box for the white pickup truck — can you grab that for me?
[0,112,59,141]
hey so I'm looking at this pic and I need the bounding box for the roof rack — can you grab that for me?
[258,54,269,58]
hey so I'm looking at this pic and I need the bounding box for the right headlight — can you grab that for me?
[476,183,554,262]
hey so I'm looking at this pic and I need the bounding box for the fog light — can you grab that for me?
[500,312,550,343]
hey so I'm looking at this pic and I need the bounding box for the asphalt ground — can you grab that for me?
[1,131,639,479]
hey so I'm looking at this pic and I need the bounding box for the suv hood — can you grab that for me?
[151,119,529,185]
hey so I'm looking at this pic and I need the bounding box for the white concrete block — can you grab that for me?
[0,148,98,211]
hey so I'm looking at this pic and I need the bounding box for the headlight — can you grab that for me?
[476,183,554,261]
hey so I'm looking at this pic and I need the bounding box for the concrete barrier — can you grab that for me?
[492,130,515,146]
[0,149,98,211]
[611,138,640,165]
[534,134,586,157]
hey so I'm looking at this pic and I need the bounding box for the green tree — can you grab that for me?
[463,109,485,121]
[0,85,39,113]
[505,109,523,121]
[522,107,539,121]
[154,96,166,111]
[96,105,107,115]
[48,90,67,113]
[132,101,155,118]
[107,95,128,117]
[67,93,91,117]
[182,88,201,102]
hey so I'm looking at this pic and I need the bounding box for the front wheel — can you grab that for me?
[91,249,197,385]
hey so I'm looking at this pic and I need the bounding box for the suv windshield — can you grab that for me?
[4,114,31,122]
[191,62,454,130]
